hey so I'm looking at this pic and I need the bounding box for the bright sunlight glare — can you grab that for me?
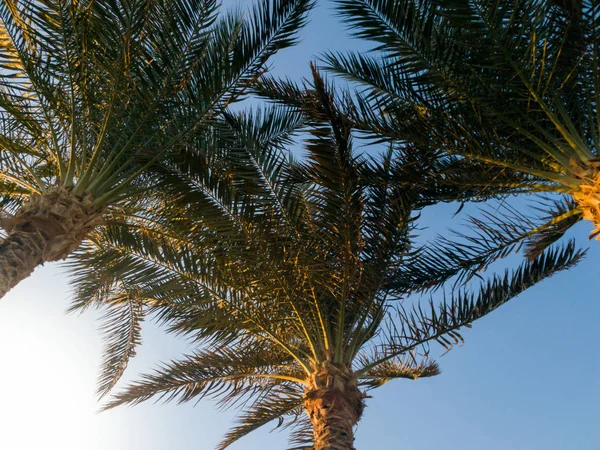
[0,266,101,450]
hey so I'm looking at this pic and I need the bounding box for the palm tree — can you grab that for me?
[0,0,313,299]
[324,0,599,261]
[94,68,583,450]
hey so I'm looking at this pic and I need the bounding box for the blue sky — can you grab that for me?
[0,1,599,449]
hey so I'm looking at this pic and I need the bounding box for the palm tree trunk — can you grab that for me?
[304,362,365,450]
[0,230,47,298]
[0,187,103,299]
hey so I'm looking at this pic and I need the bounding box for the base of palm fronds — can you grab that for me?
[0,187,104,261]
[572,161,600,240]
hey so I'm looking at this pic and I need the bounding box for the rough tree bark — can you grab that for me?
[0,187,103,299]
[304,361,365,450]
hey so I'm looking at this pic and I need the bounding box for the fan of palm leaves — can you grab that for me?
[323,0,598,271]
[0,0,314,297]
[77,67,585,450]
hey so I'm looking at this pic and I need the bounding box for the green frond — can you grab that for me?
[356,351,440,388]
[390,196,583,294]
[103,340,305,410]
[523,196,582,259]
[95,289,145,398]
[379,241,585,369]
[181,0,315,117]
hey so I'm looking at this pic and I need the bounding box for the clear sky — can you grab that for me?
[0,2,599,450]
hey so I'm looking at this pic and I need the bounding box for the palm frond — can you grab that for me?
[390,196,582,294]
[357,351,440,388]
[95,289,145,398]
[359,241,585,376]
[103,340,305,410]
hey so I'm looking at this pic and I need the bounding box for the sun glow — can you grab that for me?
[0,268,101,450]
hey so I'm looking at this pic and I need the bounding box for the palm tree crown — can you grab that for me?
[96,68,583,450]
[325,0,599,259]
[0,0,313,298]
